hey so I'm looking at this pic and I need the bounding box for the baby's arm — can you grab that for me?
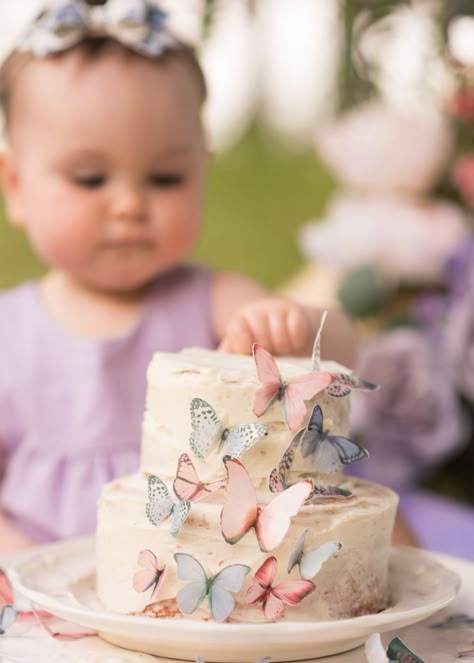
[212,272,356,366]
[0,511,33,555]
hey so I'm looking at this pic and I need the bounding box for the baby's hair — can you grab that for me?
[0,0,207,132]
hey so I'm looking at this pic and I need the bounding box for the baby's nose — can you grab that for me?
[111,183,147,222]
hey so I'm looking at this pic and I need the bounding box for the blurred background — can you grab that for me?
[1,0,473,554]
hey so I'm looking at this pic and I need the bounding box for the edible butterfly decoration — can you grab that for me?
[146,474,191,536]
[0,605,17,636]
[311,311,379,398]
[173,453,226,501]
[365,633,424,663]
[221,457,312,552]
[287,529,341,580]
[132,550,166,602]
[189,398,267,459]
[174,553,250,623]
[268,436,352,502]
[252,343,333,431]
[299,405,369,473]
[246,556,315,620]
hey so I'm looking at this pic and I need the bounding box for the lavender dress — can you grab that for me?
[0,265,216,543]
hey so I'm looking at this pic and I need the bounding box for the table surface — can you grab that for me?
[0,551,473,663]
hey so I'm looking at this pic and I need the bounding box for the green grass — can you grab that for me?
[0,130,335,290]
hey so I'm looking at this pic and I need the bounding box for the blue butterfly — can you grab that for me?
[175,553,250,623]
[299,405,368,473]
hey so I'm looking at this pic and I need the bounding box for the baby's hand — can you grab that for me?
[218,298,311,356]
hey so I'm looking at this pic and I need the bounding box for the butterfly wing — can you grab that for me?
[221,458,258,545]
[309,438,344,473]
[310,310,328,372]
[133,550,162,597]
[271,579,316,606]
[284,373,333,431]
[246,557,277,604]
[0,570,14,608]
[299,541,341,580]
[328,435,369,466]
[386,637,424,663]
[307,483,352,501]
[256,480,312,552]
[209,564,250,623]
[252,344,282,417]
[146,475,174,526]
[269,429,302,493]
[327,373,379,397]
[189,398,225,459]
[365,633,390,663]
[287,528,307,574]
[223,423,267,459]
[262,591,285,620]
[0,605,18,635]
[173,453,225,501]
[174,553,208,615]
[170,500,191,537]
[300,405,324,458]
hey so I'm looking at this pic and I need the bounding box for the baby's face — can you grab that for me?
[4,48,207,293]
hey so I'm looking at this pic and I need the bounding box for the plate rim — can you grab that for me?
[7,535,460,638]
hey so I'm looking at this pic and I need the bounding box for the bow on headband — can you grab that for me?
[19,0,178,58]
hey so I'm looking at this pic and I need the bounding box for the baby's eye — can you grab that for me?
[148,173,184,188]
[71,174,106,189]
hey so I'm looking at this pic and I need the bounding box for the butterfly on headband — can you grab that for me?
[365,633,424,663]
[268,436,352,502]
[246,556,315,620]
[311,311,379,398]
[252,344,333,432]
[287,529,341,580]
[174,553,250,623]
[299,405,368,473]
[189,398,267,460]
[221,457,312,552]
[173,453,226,502]
[132,550,166,602]
[146,474,191,536]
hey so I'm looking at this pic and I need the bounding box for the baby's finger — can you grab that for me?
[221,316,254,355]
[287,307,309,351]
[268,311,292,355]
[244,310,273,351]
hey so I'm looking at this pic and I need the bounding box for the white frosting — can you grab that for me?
[96,348,398,622]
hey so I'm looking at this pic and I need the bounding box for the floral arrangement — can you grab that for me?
[299,1,474,505]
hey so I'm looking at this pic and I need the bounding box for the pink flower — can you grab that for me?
[452,155,474,209]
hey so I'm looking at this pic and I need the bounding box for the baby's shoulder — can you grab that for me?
[0,281,37,345]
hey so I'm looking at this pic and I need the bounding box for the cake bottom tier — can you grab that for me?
[96,473,398,622]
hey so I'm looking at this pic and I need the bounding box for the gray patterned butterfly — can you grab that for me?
[189,398,267,460]
[287,529,341,579]
[146,475,191,537]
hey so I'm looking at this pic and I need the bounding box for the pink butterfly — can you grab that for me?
[0,569,50,623]
[220,457,312,552]
[246,556,315,620]
[132,550,166,602]
[252,344,333,431]
[173,453,226,502]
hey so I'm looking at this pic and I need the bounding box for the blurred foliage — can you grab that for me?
[0,129,335,291]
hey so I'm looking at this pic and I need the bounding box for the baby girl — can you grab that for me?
[0,0,354,553]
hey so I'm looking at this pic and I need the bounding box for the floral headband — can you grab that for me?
[17,0,179,58]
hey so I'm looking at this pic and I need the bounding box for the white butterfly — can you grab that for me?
[174,553,250,623]
[287,529,341,580]
[0,605,18,635]
[189,398,267,460]
[146,475,191,537]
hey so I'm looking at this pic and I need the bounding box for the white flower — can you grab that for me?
[315,101,453,194]
[448,15,474,67]
[299,193,469,284]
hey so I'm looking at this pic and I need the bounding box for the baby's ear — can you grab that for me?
[0,149,25,227]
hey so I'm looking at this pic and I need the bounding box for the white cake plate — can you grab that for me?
[7,537,460,662]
